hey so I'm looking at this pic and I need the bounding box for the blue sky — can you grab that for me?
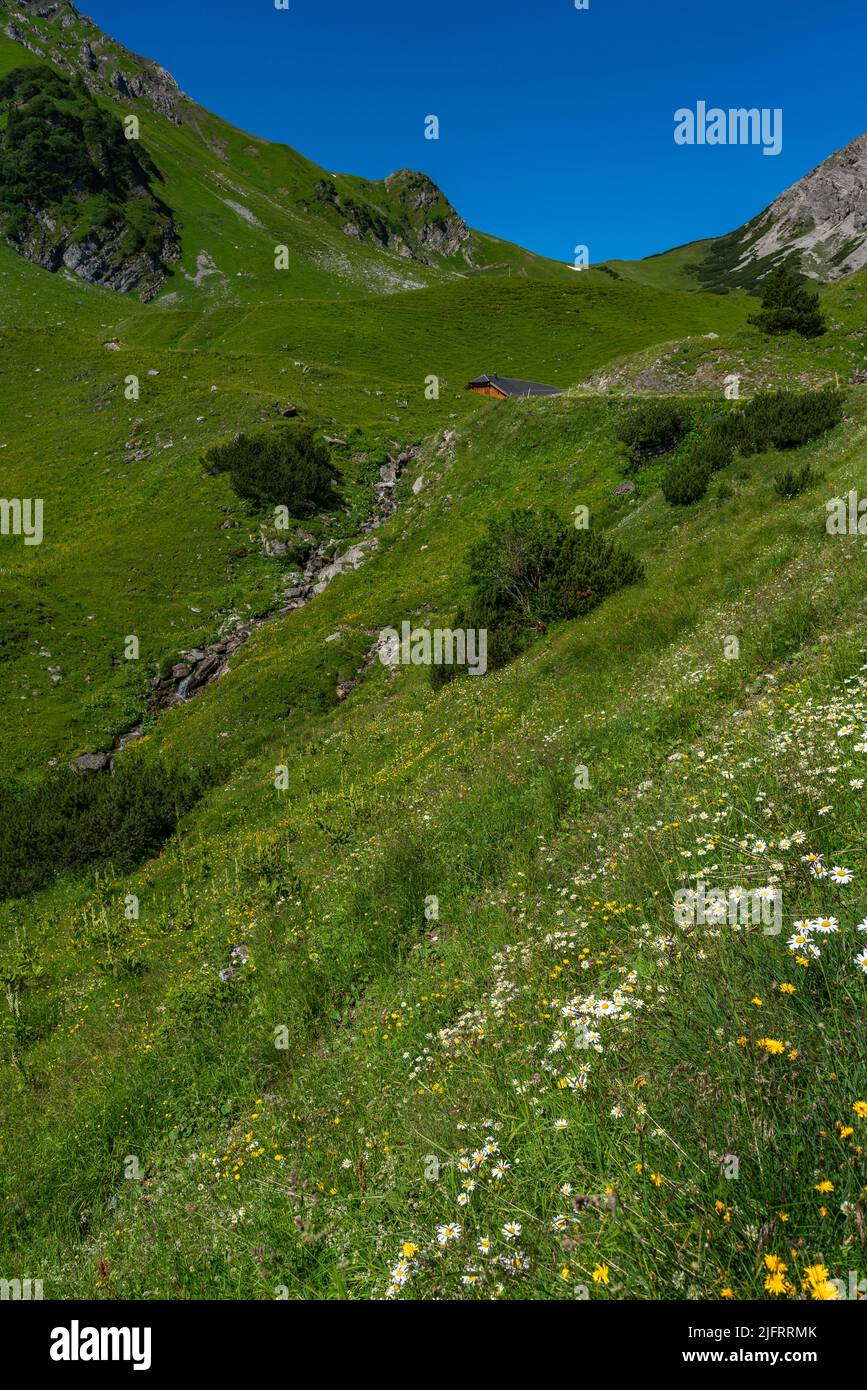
[83,0,866,264]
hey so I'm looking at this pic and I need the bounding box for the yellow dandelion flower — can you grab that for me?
[810,1279,838,1299]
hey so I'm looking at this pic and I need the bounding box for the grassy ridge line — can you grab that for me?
[1,384,865,1295]
[571,266,867,395]
[0,28,577,309]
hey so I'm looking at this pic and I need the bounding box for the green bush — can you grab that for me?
[660,422,734,507]
[204,425,338,511]
[661,453,713,506]
[748,262,826,338]
[732,388,843,456]
[448,507,643,669]
[683,428,734,474]
[0,65,169,256]
[774,462,819,499]
[616,398,690,470]
[0,757,209,900]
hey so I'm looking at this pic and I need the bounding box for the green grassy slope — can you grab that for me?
[2,340,866,1297]
[572,266,867,395]
[0,205,754,779]
[601,239,716,291]
[2,6,867,1307]
[0,14,753,781]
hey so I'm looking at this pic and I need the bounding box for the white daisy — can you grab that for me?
[830,866,854,885]
[810,916,839,934]
[437,1223,461,1245]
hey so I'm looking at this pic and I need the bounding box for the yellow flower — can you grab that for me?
[853,1101,867,1119]
[757,1037,786,1054]
[765,1272,787,1295]
[810,1279,839,1300]
[592,1263,610,1285]
[721,1287,734,1299]
[751,997,763,1007]
[402,1243,418,1259]
[814,1180,834,1193]
[779,983,796,994]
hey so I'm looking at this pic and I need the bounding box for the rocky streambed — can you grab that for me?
[72,449,415,774]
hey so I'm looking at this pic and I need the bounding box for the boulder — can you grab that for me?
[71,751,111,774]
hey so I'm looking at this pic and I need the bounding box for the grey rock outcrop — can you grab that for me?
[71,750,111,774]
[726,132,867,282]
[17,208,180,301]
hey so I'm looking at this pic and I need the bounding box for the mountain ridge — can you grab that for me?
[693,131,867,290]
[608,132,867,294]
[0,0,573,296]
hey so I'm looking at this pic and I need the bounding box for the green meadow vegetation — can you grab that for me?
[1,10,866,1304]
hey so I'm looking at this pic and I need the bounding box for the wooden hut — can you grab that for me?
[466,374,560,400]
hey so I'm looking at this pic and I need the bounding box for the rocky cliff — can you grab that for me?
[695,132,867,290]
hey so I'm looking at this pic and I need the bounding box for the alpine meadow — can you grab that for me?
[2,0,867,1327]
